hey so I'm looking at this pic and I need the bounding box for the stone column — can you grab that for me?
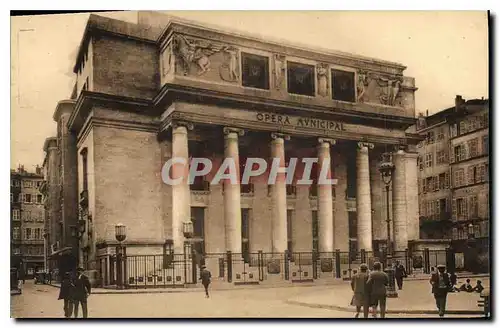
[317,138,336,253]
[392,149,408,251]
[223,127,244,253]
[356,142,374,251]
[270,133,289,254]
[404,151,419,242]
[171,121,193,253]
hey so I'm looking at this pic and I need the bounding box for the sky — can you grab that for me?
[10,10,489,171]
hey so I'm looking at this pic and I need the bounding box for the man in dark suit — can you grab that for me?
[394,260,407,290]
[366,262,389,318]
[73,267,91,318]
[429,264,452,317]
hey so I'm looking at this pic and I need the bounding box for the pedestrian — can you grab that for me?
[199,265,212,298]
[473,280,484,293]
[429,264,452,317]
[394,260,407,290]
[449,272,460,292]
[47,270,52,284]
[459,278,474,292]
[366,261,389,318]
[58,272,75,318]
[350,263,370,318]
[72,267,91,318]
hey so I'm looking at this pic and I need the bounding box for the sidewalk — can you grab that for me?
[46,272,488,296]
[286,277,490,315]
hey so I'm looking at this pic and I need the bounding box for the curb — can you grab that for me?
[284,300,485,316]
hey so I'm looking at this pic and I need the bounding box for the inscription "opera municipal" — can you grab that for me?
[256,113,346,131]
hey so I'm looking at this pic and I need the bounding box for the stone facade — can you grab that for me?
[44,13,424,281]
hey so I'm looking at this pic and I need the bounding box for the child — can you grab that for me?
[199,265,212,298]
[473,280,484,293]
[459,279,474,292]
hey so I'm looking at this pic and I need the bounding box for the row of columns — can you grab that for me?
[169,120,412,254]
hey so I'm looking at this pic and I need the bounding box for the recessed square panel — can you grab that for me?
[331,69,355,102]
[287,61,315,96]
[241,53,269,90]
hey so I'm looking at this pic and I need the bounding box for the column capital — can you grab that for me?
[318,137,336,145]
[172,120,194,131]
[357,142,374,150]
[223,127,245,137]
[271,132,291,141]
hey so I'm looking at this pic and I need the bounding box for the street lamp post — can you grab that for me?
[70,219,86,270]
[182,221,197,284]
[115,223,127,289]
[466,223,477,273]
[378,153,398,298]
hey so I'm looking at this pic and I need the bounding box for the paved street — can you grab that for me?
[11,280,483,319]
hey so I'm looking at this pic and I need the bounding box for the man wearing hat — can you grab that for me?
[199,265,212,298]
[73,267,91,318]
[429,264,452,317]
[350,263,370,318]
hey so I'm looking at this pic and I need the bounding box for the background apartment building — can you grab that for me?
[10,165,46,278]
[415,95,489,272]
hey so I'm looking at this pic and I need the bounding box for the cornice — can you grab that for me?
[154,83,416,129]
[68,91,153,136]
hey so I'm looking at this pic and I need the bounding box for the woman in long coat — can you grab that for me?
[350,264,369,318]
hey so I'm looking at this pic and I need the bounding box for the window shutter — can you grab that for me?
[452,198,457,219]
[434,176,439,191]
[422,179,427,193]
[450,146,455,163]
[463,198,469,219]
[445,172,450,188]
[467,166,473,185]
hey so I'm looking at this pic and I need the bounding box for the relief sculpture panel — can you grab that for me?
[172,33,240,84]
[356,70,405,108]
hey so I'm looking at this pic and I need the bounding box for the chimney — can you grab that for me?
[426,110,429,117]
[35,165,42,175]
[455,95,465,112]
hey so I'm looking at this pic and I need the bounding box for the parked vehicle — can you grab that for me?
[10,268,22,295]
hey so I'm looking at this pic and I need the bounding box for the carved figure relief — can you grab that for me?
[356,70,370,102]
[316,63,329,97]
[219,46,240,82]
[172,34,225,76]
[161,45,173,77]
[273,54,286,90]
[377,76,403,106]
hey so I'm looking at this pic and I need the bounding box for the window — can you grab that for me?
[37,194,43,204]
[425,153,433,168]
[477,164,486,182]
[241,208,250,262]
[287,61,315,96]
[22,211,30,221]
[468,139,478,157]
[427,131,435,144]
[454,144,466,162]
[241,52,269,90]
[450,124,458,138]
[482,135,489,154]
[426,177,434,192]
[467,166,476,185]
[418,179,422,194]
[436,150,446,165]
[13,209,20,221]
[10,193,13,202]
[34,228,41,240]
[417,156,424,170]
[452,228,458,240]
[287,210,293,255]
[331,69,355,102]
[18,193,23,203]
[438,173,446,190]
[422,178,427,193]
[454,169,465,188]
[445,172,450,188]
[81,148,88,191]
[23,180,32,188]
[25,228,32,240]
[13,227,20,239]
[25,194,32,204]
[437,128,445,141]
[459,121,467,135]
[312,210,318,252]
[439,198,447,214]
[469,196,478,217]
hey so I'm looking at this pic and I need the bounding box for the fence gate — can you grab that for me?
[289,252,314,282]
